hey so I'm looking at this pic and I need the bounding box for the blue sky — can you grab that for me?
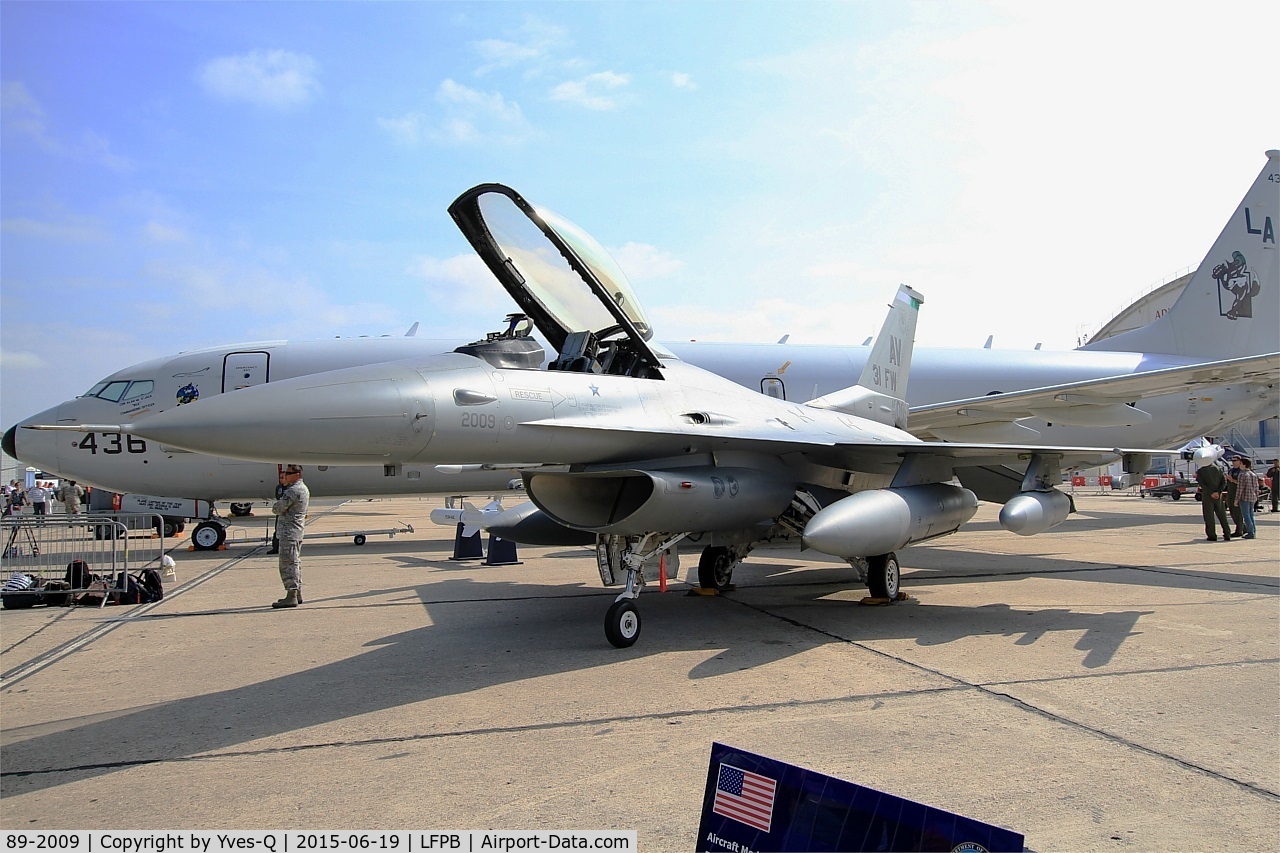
[2,0,1277,427]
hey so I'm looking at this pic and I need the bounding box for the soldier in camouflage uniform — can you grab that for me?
[271,464,310,608]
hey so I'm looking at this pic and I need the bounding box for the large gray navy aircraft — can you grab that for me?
[6,150,1277,539]
[27,180,1237,647]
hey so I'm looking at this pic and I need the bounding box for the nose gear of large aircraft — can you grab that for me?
[192,520,228,550]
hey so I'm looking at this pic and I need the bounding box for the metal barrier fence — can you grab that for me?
[1,514,168,606]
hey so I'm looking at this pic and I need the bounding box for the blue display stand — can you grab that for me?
[484,534,521,566]
[697,742,1023,852]
[449,522,483,560]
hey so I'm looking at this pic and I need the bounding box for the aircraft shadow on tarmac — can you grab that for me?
[1,563,1175,797]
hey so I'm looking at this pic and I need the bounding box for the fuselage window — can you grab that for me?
[761,378,786,400]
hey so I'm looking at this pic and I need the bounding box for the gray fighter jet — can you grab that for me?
[47,184,1168,647]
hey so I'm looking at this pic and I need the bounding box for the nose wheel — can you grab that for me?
[604,599,641,648]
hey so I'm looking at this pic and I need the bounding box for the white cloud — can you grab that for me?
[550,71,630,110]
[473,39,543,71]
[143,222,189,243]
[139,260,398,334]
[1,216,106,243]
[378,79,533,146]
[406,253,509,318]
[198,50,321,108]
[1,82,131,170]
[2,82,50,144]
[611,243,683,280]
[0,351,48,370]
[670,72,696,90]
[471,17,568,75]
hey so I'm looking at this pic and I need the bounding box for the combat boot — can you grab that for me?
[272,589,301,609]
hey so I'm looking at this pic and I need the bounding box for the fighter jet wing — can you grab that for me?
[907,351,1280,441]
[517,414,1142,478]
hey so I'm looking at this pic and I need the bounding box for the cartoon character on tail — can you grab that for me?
[1212,250,1260,319]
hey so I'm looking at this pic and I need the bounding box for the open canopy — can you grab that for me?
[449,184,662,377]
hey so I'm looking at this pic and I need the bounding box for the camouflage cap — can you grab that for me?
[283,465,304,474]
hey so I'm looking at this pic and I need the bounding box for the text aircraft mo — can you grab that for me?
[6,151,1277,547]
[58,184,1173,647]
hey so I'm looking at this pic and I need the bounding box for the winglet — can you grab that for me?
[804,284,922,429]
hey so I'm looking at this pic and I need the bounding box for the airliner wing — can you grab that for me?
[908,352,1280,442]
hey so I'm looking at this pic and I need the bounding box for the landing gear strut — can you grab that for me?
[597,532,688,648]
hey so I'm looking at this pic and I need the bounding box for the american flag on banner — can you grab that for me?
[712,763,776,833]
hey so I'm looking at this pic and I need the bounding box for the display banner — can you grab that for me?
[696,742,1024,852]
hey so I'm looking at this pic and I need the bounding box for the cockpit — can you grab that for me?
[80,379,154,403]
[448,184,664,380]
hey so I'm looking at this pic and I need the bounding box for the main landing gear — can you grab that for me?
[864,552,901,600]
[697,545,737,591]
[598,532,688,648]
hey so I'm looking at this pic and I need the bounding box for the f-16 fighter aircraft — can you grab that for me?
[7,152,1276,541]
[47,184,1171,647]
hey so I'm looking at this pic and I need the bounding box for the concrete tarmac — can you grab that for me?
[2,492,1277,850]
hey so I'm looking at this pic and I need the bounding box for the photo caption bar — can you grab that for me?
[2,832,638,853]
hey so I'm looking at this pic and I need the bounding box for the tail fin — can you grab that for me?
[805,284,923,429]
[1081,150,1279,358]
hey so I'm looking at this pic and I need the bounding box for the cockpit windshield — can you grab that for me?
[450,184,662,378]
[80,379,154,403]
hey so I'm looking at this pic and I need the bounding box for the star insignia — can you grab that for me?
[589,384,601,396]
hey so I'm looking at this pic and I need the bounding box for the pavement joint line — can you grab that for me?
[981,656,1280,687]
[0,606,79,656]
[0,682,973,778]
[0,546,265,687]
[0,503,357,686]
[981,685,1280,802]
[725,595,1280,803]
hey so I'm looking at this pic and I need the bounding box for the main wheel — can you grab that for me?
[698,546,735,590]
[866,552,900,600]
[229,502,253,517]
[353,534,367,546]
[604,599,641,648]
[192,520,227,551]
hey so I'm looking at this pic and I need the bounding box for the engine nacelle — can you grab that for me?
[802,484,979,558]
[999,489,1073,536]
[523,467,796,535]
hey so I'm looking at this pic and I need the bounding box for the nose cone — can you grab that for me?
[5,404,67,473]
